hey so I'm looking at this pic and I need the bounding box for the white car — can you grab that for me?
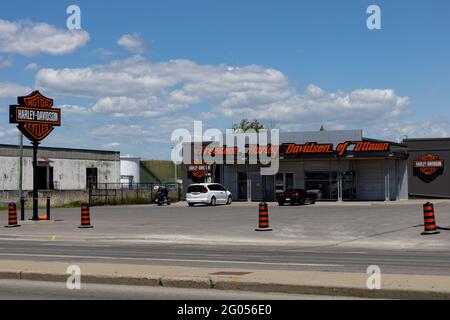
[186,183,232,207]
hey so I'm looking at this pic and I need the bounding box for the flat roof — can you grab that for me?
[0,144,119,155]
[404,137,450,142]
[0,144,120,161]
[363,137,407,148]
[185,129,406,148]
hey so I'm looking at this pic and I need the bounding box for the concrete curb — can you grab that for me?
[2,270,450,300]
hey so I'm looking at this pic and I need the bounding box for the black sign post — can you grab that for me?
[32,141,39,221]
[9,91,61,221]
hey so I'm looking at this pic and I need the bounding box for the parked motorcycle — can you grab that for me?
[154,187,171,206]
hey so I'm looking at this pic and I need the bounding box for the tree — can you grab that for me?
[320,125,326,131]
[231,119,265,132]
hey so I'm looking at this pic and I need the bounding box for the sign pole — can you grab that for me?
[32,141,40,221]
[19,132,24,220]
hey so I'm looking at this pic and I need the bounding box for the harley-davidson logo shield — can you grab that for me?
[16,91,56,142]
[188,164,211,179]
[413,154,444,176]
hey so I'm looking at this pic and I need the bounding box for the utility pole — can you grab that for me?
[174,162,177,183]
[171,146,178,183]
[18,132,23,199]
[19,132,25,220]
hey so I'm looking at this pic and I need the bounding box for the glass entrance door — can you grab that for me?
[305,171,356,201]
[341,171,357,200]
[238,172,264,201]
[305,171,338,200]
[238,172,247,200]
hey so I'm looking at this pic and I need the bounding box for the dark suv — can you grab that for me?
[277,189,317,206]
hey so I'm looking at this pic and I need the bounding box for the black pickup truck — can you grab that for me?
[276,189,317,206]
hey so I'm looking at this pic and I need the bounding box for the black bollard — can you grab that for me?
[20,197,25,221]
[46,197,51,220]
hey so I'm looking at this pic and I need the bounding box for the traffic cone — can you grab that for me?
[256,202,272,231]
[5,203,21,228]
[79,203,93,229]
[422,202,440,235]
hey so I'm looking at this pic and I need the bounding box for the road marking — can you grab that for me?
[298,251,368,255]
[342,252,368,254]
[0,253,344,267]
[39,244,112,247]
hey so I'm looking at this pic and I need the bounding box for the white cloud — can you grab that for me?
[36,56,290,118]
[0,126,19,141]
[382,120,450,140]
[215,85,411,135]
[0,55,13,68]
[103,142,121,149]
[92,95,187,118]
[91,48,115,58]
[34,55,424,142]
[0,19,89,56]
[89,116,198,144]
[117,33,145,54]
[36,56,173,98]
[0,82,31,98]
[305,84,325,98]
[25,63,39,72]
[57,104,90,115]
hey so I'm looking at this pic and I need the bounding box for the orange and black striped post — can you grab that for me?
[39,197,51,221]
[79,203,93,229]
[5,203,21,228]
[256,202,272,231]
[422,202,440,235]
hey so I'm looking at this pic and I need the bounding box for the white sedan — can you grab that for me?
[186,183,233,207]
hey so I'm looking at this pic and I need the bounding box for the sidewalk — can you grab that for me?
[1,259,449,299]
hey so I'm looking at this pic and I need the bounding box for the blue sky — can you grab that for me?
[1,0,449,159]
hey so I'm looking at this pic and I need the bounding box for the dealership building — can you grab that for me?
[182,129,411,202]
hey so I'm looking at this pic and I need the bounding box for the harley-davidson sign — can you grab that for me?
[188,164,211,178]
[413,154,444,176]
[8,91,61,221]
[198,141,391,158]
[9,91,61,142]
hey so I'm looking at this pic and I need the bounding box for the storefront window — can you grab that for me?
[285,173,294,190]
[305,171,338,200]
[275,173,284,193]
[275,173,294,193]
[304,171,356,201]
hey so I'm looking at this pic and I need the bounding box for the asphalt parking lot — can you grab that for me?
[1,200,450,250]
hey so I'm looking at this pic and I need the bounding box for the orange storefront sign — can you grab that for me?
[193,140,391,160]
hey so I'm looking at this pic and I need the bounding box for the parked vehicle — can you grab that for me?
[277,189,317,206]
[154,187,171,206]
[186,183,232,207]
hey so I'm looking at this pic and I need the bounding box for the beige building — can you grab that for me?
[0,144,120,192]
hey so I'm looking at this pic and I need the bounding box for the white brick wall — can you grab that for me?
[0,155,120,191]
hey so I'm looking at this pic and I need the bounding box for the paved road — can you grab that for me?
[2,202,450,251]
[1,239,450,276]
[0,280,354,300]
[1,202,450,277]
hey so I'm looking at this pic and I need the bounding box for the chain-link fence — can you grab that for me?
[88,183,182,206]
